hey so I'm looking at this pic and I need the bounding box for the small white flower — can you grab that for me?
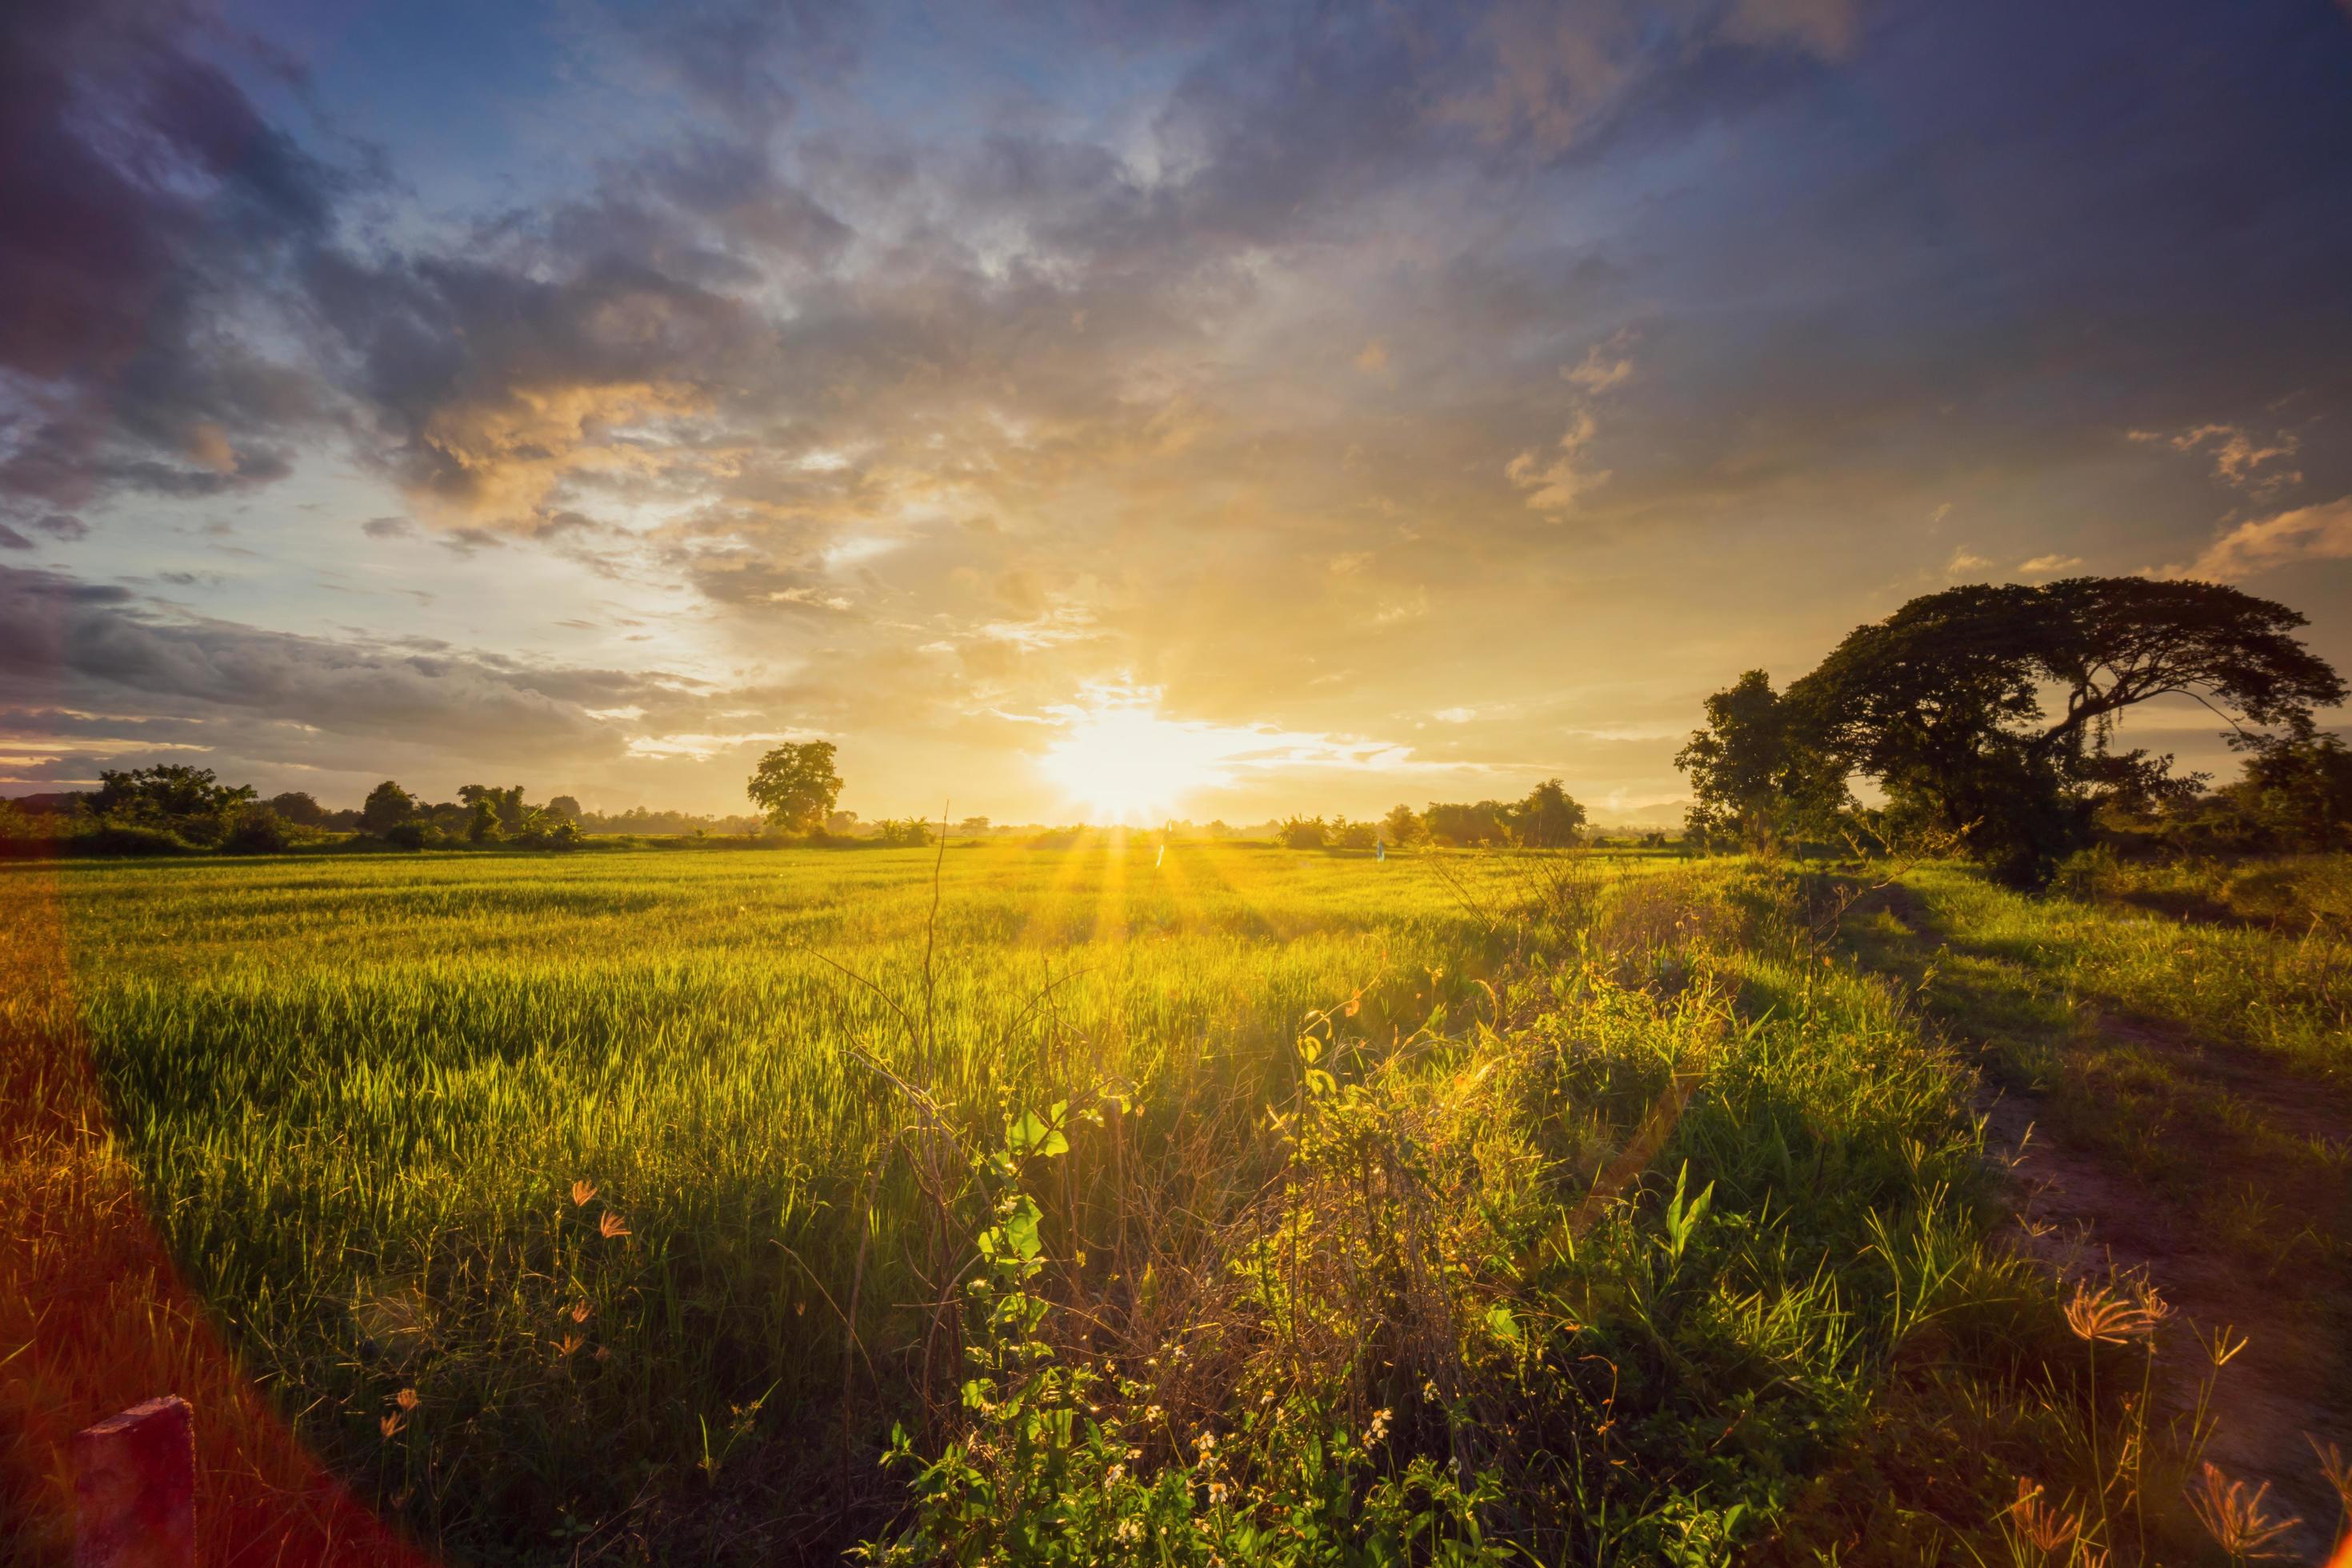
[1115,1518,1143,1544]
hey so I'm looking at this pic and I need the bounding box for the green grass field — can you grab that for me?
[7,844,2346,1564]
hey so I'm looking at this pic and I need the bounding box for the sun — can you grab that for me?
[1038,700,1227,824]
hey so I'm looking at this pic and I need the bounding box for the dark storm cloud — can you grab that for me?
[0,0,351,517]
[0,563,738,762]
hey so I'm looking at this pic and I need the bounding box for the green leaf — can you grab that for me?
[1485,1302,1521,1344]
[1003,1195,1044,1260]
[1007,1108,1068,1159]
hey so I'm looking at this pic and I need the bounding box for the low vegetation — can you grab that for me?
[14,842,2343,1563]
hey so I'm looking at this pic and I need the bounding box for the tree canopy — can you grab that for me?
[746,741,843,833]
[92,765,254,822]
[1682,576,2346,884]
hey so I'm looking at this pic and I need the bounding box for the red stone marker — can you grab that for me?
[71,1397,196,1568]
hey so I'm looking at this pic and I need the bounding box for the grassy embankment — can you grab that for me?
[2,844,2287,1562]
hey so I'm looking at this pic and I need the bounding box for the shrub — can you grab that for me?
[384,821,428,850]
[223,807,290,854]
[873,818,936,847]
[63,822,194,857]
[1278,814,1328,850]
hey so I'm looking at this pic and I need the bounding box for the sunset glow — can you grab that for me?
[1038,701,1230,824]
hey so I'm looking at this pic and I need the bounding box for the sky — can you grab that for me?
[5,0,2352,826]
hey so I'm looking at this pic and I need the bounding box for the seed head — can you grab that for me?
[2062,1280,2161,1345]
[2186,1462,2302,1558]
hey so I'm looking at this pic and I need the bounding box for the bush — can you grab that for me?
[1278,814,1328,850]
[872,818,937,847]
[63,822,195,857]
[384,821,428,850]
[223,807,290,854]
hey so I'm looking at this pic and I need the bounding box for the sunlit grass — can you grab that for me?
[4,844,2271,1563]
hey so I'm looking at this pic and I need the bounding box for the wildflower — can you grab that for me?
[1206,1480,1229,1506]
[1104,1462,1126,1487]
[570,1300,591,1324]
[2311,1436,2351,1510]
[557,1334,584,1358]
[1194,1430,1217,1456]
[379,1414,403,1438]
[1366,1408,1392,1445]
[2062,1280,2160,1344]
[1142,1406,1162,1424]
[599,1210,630,1239]
[2186,1462,2302,1558]
[394,1387,419,1411]
[1422,1379,1440,1403]
[1115,1518,1143,1544]
[2005,1477,2078,1555]
[570,1180,597,1207]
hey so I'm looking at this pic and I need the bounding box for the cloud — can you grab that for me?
[0,0,349,517]
[0,563,779,778]
[2177,495,2352,581]
[1726,0,1863,58]
[1563,342,1633,392]
[1945,546,1990,574]
[2016,553,2082,575]
[1508,411,1610,514]
[1353,339,1389,374]
[2128,423,2302,494]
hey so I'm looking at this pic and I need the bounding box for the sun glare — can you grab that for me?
[1038,700,1227,823]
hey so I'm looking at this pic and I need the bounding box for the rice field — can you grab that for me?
[3,844,1622,1556]
[3,843,2302,1564]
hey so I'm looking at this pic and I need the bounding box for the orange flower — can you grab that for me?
[2186,1462,2302,1558]
[394,1387,419,1411]
[2005,1477,2078,1555]
[2062,1280,2162,1345]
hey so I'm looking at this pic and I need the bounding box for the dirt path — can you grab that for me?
[1868,887,2352,1563]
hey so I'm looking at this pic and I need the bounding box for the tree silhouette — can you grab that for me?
[747,741,843,833]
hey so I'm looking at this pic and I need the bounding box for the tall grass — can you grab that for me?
[1,846,2214,1562]
[14,845,1585,1554]
[1920,860,2352,1081]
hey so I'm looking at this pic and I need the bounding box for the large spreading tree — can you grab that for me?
[746,741,843,833]
[1682,577,2345,885]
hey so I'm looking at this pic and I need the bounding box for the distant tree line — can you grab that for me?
[1675,576,2348,886]
[1275,779,1590,850]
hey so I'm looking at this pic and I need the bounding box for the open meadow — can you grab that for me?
[6,843,2351,1564]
